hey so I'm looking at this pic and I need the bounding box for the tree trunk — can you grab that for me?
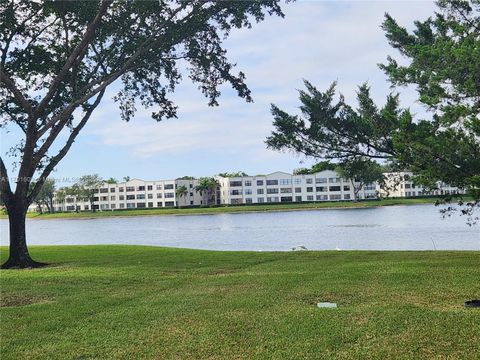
[1,199,45,269]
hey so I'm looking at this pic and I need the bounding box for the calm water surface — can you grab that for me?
[1,205,479,251]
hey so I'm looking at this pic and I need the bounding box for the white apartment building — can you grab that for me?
[378,172,466,198]
[54,178,204,212]
[47,170,466,212]
[216,170,377,205]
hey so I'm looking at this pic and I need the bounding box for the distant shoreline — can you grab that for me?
[0,197,452,221]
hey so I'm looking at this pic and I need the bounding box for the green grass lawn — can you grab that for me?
[0,197,446,220]
[1,246,479,359]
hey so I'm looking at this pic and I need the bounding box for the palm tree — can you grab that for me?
[195,177,219,206]
[175,185,188,208]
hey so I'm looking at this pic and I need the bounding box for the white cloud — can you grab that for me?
[88,0,437,161]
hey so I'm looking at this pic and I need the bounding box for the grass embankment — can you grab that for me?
[1,246,479,359]
[0,197,442,220]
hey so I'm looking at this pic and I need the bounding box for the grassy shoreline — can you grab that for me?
[1,197,446,220]
[1,246,479,359]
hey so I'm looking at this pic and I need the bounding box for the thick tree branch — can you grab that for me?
[0,71,33,114]
[34,0,112,119]
[28,89,105,204]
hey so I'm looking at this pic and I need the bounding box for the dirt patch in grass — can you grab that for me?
[0,294,55,308]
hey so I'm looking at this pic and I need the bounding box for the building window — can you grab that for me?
[280,188,292,194]
[256,180,264,186]
[329,178,341,183]
[165,184,174,190]
[110,188,115,193]
[293,178,302,185]
[126,195,135,200]
[364,184,376,190]
[137,186,145,191]
[330,194,341,200]
[266,180,278,186]
[295,196,302,202]
[119,195,125,200]
[257,189,264,194]
[295,187,302,193]
[156,185,162,190]
[126,186,135,192]
[306,187,313,192]
[100,188,108,193]
[165,201,175,207]
[306,178,313,184]
[306,195,314,201]
[231,199,242,204]
[244,180,252,186]
[137,203,146,208]
[316,186,327,192]
[157,202,163,207]
[110,196,115,201]
[136,194,145,200]
[257,197,265,203]
[343,194,351,200]
[343,185,350,191]
[119,187,124,192]
[148,202,153,207]
[100,196,108,201]
[157,193,162,198]
[245,198,253,204]
[126,203,135,209]
[329,186,341,192]
[267,197,279,203]
[245,189,252,195]
[165,192,174,198]
[147,194,153,199]
[147,185,153,191]
[111,204,116,209]
[230,181,242,187]
[316,178,327,184]
[120,203,125,209]
[279,179,291,185]
[231,189,242,195]
[267,188,279,194]
[280,196,293,202]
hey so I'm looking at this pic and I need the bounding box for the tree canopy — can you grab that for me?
[267,0,479,208]
[0,0,284,268]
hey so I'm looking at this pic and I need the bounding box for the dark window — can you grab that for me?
[165,201,175,207]
[230,181,242,187]
[266,180,278,185]
[137,203,146,208]
[256,180,264,186]
[126,195,135,200]
[267,188,279,194]
[329,186,341,192]
[126,186,134,192]
[306,187,313,193]
[165,184,174,190]
[316,187,326,192]
[110,188,115,193]
[343,186,350,191]
[295,187,302,193]
[147,185,153,191]
[257,189,264,194]
[295,196,302,202]
[281,196,293,202]
[137,186,145,191]
[100,188,108,193]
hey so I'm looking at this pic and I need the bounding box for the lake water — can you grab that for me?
[0,205,479,251]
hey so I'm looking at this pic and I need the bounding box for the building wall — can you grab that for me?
[378,172,466,198]
[54,178,203,212]
[217,170,377,205]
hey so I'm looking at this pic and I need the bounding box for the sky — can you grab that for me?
[1,0,438,186]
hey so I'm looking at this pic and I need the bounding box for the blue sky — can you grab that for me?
[1,0,437,186]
